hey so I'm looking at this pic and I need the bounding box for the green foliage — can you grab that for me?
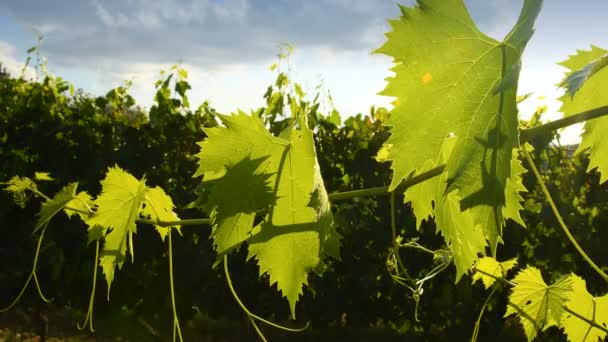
[472,257,517,289]
[35,182,79,233]
[2,2,608,341]
[504,149,528,227]
[561,274,608,342]
[505,266,573,341]
[376,0,541,257]
[403,137,486,280]
[87,166,148,297]
[195,111,341,316]
[141,186,181,241]
[559,45,608,183]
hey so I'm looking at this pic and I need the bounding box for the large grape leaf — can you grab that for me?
[505,267,573,341]
[34,182,78,233]
[561,274,608,342]
[247,123,340,317]
[194,112,285,255]
[404,137,486,280]
[87,166,148,297]
[558,46,608,184]
[375,0,542,254]
[141,186,181,241]
[195,112,341,316]
[195,113,280,256]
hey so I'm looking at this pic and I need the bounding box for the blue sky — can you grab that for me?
[1,0,607,143]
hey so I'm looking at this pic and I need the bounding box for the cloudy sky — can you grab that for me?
[1,0,607,143]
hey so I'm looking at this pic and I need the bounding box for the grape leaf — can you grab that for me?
[505,266,573,341]
[503,149,527,227]
[195,112,285,256]
[34,172,54,181]
[472,256,517,289]
[559,46,608,98]
[87,166,148,297]
[404,136,455,229]
[375,0,542,254]
[64,191,94,221]
[558,46,608,184]
[34,182,78,234]
[3,176,35,207]
[248,123,340,317]
[141,186,181,241]
[195,112,341,316]
[405,137,486,280]
[204,157,274,257]
[434,188,486,281]
[561,274,608,342]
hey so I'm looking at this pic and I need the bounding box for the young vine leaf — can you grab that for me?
[141,186,181,241]
[86,166,148,297]
[472,256,517,289]
[34,172,54,181]
[375,0,541,254]
[34,182,78,234]
[3,176,35,207]
[195,112,341,317]
[558,45,608,183]
[561,274,608,342]
[64,191,94,221]
[505,266,573,341]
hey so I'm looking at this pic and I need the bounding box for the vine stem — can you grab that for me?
[519,105,608,141]
[471,286,498,342]
[0,224,53,312]
[168,230,183,342]
[390,192,409,279]
[522,148,608,283]
[223,255,309,338]
[77,240,99,332]
[120,104,608,229]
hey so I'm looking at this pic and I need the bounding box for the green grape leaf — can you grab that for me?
[376,0,542,254]
[505,267,573,341]
[34,182,78,234]
[195,111,286,256]
[405,137,486,280]
[3,176,35,207]
[87,166,148,297]
[561,274,608,342]
[204,157,274,257]
[196,112,340,316]
[559,47,608,98]
[558,46,608,183]
[248,123,340,316]
[87,225,105,245]
[403,158,436,228]
[434,188,486,281]
[64,191,94,221]
[472,256,518,289]
[503,149,527,227]
[34,172,54,181]
[3,176,34,193]
[142,186,181,242]
[194,111,287,179]
[404,136,455,229]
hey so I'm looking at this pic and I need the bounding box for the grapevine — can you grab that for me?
[2,0,608,341]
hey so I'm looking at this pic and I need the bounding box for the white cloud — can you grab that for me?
[0,40,35,79]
